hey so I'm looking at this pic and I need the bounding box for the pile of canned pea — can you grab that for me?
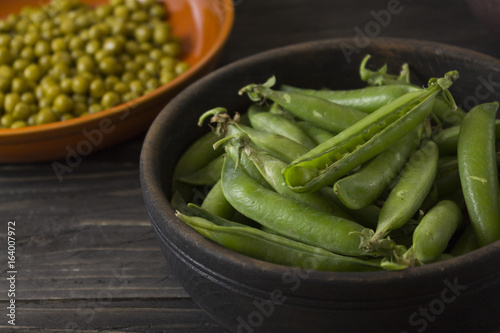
[0,0,188,129]
[171,56,500,272]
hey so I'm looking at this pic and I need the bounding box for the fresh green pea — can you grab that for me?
[10,120,27,129]
[458,102,500,246]
[53,94,74,114]
[4,93,20,113]
[12,102,31,120]
[101,91,121,109]
[36,108,58,125]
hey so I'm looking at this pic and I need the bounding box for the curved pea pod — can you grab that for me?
[177,212,381,272]
[226,122,310,163]
[200,180,236,220]
[223,139,271,189]
[247,104,317,149]
[238,76,368,133]
[295,121,335,144]
[433,119,500,156]
[359,54,466,126]
[412,200,463,264]
[280,84,418,114]
[238,139,354,220]
[450,225,479,256]
[221,156,371,257]
[172,130,223,200]
[283,71,458,193]
[364,140,440,251]
[458,102,500,247]
[178,155,223,186]
[333,126,421,209]
[173,131,223,179]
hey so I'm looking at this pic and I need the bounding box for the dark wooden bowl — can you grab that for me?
[140,38,500,333]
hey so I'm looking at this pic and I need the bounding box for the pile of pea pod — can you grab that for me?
[0,0,188,129]
[171,55,500,272]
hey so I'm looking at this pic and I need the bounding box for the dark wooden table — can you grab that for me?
[1,0,500,332]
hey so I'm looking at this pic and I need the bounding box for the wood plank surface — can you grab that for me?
[1,0,500,332]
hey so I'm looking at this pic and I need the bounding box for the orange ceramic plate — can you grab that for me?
[0,0,234,163]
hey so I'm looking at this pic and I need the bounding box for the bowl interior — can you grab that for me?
[0,0,234,163]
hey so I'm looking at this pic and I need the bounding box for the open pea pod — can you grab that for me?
[282,71,459,193]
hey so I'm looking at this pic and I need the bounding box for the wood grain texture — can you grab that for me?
[0,0,499,332]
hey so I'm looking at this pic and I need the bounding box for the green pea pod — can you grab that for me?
[247,104,317,149]
[364,140,440,251]
[172,130,223,201]
[226,122,310,163]
[458,102,500,247]
[450,225,479,256]
[295,121,335,144]
[178,155,223,185]
[282,71,457,193]
[359,54,465,126]
[188,203,246,228]
[238,76,368,133]
[412,200,463,264]
[221,156,370,257]
[280,84,418,114]
[200,180,236,220]
[236,138,354,220]
[173,131,223,179]
[176,211,381,272]
[433,119,500,156]
[333,126,421,209]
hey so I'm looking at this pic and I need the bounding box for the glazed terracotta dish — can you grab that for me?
[0,0,234,163]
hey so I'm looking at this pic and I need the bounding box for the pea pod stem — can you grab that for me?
[221,155,372,257]
[282,71,457,193]
[359,54,411,86]
[458,102,500,246]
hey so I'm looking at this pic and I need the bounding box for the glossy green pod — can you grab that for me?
[220,156,369,256]
[282,71,457,193]
[458,102,500,246]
